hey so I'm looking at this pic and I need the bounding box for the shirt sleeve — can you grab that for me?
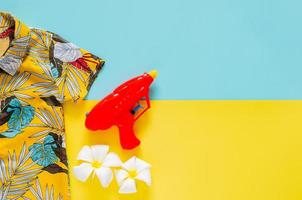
[49,32,105,102]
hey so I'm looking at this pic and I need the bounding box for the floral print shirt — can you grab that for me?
[0,12,104,200]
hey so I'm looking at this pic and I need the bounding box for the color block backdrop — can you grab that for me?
[2,1,302,200]
[64,100,302,200]
[2,0,302,100]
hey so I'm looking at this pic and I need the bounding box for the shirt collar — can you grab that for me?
[0,12,31,76]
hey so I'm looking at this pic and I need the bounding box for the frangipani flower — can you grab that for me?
[115,156,151,194]
[73,145,121,187]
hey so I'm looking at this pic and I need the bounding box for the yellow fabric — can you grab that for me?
[65,100,302,200]
[0,13,104,200]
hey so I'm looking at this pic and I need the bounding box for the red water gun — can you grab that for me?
[85,70,157,150]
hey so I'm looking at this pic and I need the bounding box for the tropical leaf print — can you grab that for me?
[51,37,101,74]
[0,97,35,138]
[29,178,63,200]
[29,107,64,139]
[0,20,31,76]
[53,42,82,63]
[0,55,22,76]
[28,107,67,174]
[56,62,86,101]
[7,20,31,59]
[69,56,92,73]
[30,62,63,102]
[87,56,104,90]
[0,143,42,200]
[29,133,67,174]
[29,135,59,167]
[28,29,52,62]
[28,31,104,102]
[0,72,34,103]
[28,30,63,79]
[0,96,14,126]
[40,96,62,107]
[31,60,87,101]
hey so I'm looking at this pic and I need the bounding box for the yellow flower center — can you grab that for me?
[91,161,102,168]
[128,169,138,179]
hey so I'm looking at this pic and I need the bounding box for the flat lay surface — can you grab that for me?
[2,0,302,100]
[2,0,302,199]
[65,100,302,200]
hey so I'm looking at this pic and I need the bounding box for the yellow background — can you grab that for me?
[64,100,302,200]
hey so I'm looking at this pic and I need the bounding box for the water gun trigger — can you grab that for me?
[132,94,151,121]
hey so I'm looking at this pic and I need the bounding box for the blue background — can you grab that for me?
[2,0,302,100]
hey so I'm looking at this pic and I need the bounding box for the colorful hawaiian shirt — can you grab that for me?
[0,12,104,200]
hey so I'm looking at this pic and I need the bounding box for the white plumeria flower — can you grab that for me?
[115,156,151,194]
[73,145,122,187]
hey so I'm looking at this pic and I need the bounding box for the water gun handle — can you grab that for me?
[117,112,141,149]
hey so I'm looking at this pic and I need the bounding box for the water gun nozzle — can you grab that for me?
[148,70,158,79]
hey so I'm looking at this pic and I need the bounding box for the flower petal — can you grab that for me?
[135,157,151,173]
[91,145,109,162]
[122,156,151,172]
[115,169,129,185]
[103,152,122,167]
[77,145,93,162]
[122,156,137,171]
[136,168,151,186]
[119,178,137,194]
[73,163,93,182]
[95,166,113,188]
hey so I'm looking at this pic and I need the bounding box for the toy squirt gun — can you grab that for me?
[85,70,157,150]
